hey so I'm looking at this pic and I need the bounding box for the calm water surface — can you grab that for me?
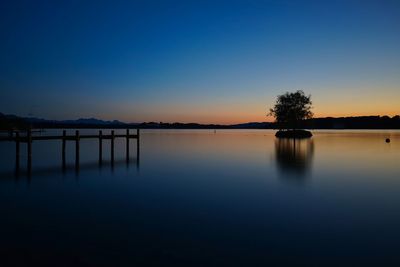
[0,129,399,266]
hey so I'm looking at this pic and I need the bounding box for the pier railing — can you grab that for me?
[0,128,140,174]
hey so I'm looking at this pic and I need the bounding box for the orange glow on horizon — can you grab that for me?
[112,110,400,125]
[98,90,400,125]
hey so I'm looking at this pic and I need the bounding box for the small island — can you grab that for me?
[269,90,313,138]
[275,129,312,138]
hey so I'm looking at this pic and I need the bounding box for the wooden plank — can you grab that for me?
[0,128,140,174]
[0,134,139,142]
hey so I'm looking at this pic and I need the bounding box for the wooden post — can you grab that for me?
[99,130,103,165]
[126,129,129,162]
[27,129,32,174]
[62,130,66,170]
[136,128,140,161]
[15,131,20,173]
[111,130,115,164]
[75,130,80,169]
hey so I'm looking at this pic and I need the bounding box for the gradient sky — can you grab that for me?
[1,0,399,124]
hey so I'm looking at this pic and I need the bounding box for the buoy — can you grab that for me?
[386,138,390,143]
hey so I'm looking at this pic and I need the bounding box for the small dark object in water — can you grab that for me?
[386,138,390,143]
[275,130,312,139]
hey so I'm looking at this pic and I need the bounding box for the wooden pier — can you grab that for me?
[0,129,140,175]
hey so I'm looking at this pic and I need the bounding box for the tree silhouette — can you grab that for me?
[269,90,313,130]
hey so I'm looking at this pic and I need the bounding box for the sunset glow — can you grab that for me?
[1,0,399,123]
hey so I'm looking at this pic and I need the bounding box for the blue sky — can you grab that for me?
[1,0,399,123]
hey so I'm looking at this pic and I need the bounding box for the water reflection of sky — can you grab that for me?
[0,130,400,266]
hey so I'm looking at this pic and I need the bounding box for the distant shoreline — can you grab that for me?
[1,113,399,130]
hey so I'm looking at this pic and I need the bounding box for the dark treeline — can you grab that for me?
[1,113,400,130]
[142,116,400,129]
[139,122,232,129]
[302,115,400,129]
[0,114,28,130]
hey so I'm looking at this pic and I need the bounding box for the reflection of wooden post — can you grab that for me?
[15,131,20,173]
[62,130,66,169]
[27,129,32,174]
[136,128,140,161]
[75,130,80,169]
[126,129,129,162]
[99,130,103,165]
[111,130,115,164]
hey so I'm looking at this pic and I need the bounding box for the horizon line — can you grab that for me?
[2,112,400,126]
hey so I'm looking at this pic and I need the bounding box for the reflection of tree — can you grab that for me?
[275,138,314,178]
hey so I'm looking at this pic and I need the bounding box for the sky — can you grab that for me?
[0,0,399,124]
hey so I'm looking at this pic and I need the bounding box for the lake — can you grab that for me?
[0,129,399,266]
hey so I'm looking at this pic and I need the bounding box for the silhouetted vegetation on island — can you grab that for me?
[275,129,312,138]
[269,90,313,138]
[0,112,400,130]
[269,90,313,129]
